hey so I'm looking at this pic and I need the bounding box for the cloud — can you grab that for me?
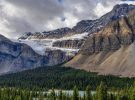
[0,0,133,38]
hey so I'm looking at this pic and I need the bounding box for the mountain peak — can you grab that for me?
[113,3,135,12]
[66,5,135,77]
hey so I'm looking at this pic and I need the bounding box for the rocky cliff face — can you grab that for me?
[0,34,46,73]
[72,4,135,34]
[18,4,135,50]
[45,49,74,65]
[80,15,135,55]
[65,9,135,77]
[1,4,135,76]
[53,39,84,49]
[17,4,135,64]
[19,27,72,40]
[0,35,72,74]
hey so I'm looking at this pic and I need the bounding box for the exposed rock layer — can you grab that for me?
[65,9,135,77]
[0,35,71,74]
[53,39,84,49]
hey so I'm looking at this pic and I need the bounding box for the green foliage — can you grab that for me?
[130,82,135,100]
[0,82,134,100]
[50,88,56,100]
[58,90,63,100]
[86,85,92,100]
[72,86,79,100]
[96,82,107,100]
[0,66,134,91]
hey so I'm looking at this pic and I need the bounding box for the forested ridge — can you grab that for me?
[0,66,134,91]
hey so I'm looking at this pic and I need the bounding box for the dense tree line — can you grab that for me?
[0,66,134,91]
[0,82,135,100]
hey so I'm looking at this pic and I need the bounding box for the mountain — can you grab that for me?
[17,4,135,65]
[65,8,135,77]
[20,4,135,39]
[0,34,71,74]
[0,4,135,75]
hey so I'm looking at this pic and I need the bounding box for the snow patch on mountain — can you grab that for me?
[119,1,135,5]
[60,32,89,40]
[11,33,88,55]
[18,39,79,55]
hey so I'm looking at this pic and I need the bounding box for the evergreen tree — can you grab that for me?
[108,94,115,100]
[96,82,107,100]
[14,96,21,100]
[50,88,56,100]
[85,85,92,100]
[38,92,44,100]
[83,93,86,100]
[130,82,135,100]
[72,86,79,100]
[62,93,66,100]
[58,90,63,100]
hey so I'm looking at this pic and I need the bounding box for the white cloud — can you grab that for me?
[0,0,134,38]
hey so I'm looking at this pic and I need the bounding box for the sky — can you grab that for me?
[0,0,135,38]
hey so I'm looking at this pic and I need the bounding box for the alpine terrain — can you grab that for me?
[0,4,135,77]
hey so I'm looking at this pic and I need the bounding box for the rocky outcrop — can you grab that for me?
[80,14,135,55]
[17,4,135,71]
[0,34,47,73]
[19,27,72,40]
[0,35,71,74]
[52,39,84,49]
[45,49,73,65]
[72,4,135,34]
[65,9,135,77]
[2,4,135,77]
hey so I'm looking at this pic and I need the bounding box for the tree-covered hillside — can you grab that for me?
[0,66,134,90]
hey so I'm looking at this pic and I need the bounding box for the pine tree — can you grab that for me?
[85,85,92,100]
[50,88,56,100]
[72,86,79,100]
[62,93,66,100]
[58,90,63,100]
[130,82,135,100]
[14,96,21,100]
[83,93,86,100]
[96,82,107,100]
[38,92,44,100]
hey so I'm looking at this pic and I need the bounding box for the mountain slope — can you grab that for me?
[0,34,71,74]
[16,4,135,65]
[65,9,135,77]
[1,4,135,75]
[18,4,135,47]
[0,34,47,73]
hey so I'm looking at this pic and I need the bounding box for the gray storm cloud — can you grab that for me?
[0,0,130,38]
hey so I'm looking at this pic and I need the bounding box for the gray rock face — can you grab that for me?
[0,35,71,74]
[0,35,45,73]
[52,39,84,49]
[72,4,135,33]
[45,49,73,65]
[65,9,135,77]
[1,4,135,75]
[80,12,135,55]
[19,27,72,40]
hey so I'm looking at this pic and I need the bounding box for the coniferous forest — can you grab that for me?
[0,66,134,99]
[0,66,134,90]
[0,82,135,100]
